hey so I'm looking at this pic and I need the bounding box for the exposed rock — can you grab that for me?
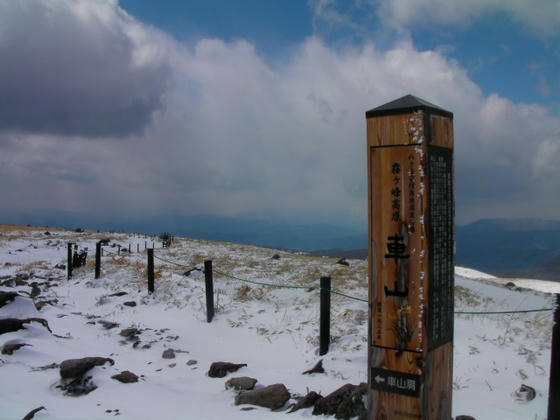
[123,301,136,307]
[54,264,66,270]
[235,383,290,410]
[303,359,324,375]
[35,299,58,311]
[312,383,367,419]
[108,291,128,297]
[44,231,51,236]
[337,258,350,266]
[456,416,476,420]
[288,391,322,413]
[32,363,59,372]
[208,362,247,378]
[112,370,139,383]
[186,360,197,366]
[272,254,281,260]
[99,321,119,330]
[29,282,41,298]
[119,328,140,339]
[515,384,536,402]
[59,357,114,380]
[22,406,46,420]
[57,375,97,396]
[1,342,29,355]
[225,376,258,391]
[0,318,52,335]
[162,349,175,359]
[0,291,19,307]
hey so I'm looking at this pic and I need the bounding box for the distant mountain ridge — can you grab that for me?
[456,218,560,278]
[3,209,559,280]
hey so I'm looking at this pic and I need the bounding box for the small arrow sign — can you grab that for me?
[371,368,421,398]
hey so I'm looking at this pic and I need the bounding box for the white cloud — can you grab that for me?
[0,0,559,226]
[377,0,560,37]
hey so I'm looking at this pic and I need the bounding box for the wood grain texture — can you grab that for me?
[367,112,425,148]
[430,115,453,148]
[367,111,454,420]
[370,146,428,353]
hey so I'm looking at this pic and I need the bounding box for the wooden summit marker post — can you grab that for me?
[366,95,454,420]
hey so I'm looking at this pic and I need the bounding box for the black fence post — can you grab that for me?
[205,260,214,323]
[320,276,331,356]
[137,243,139,253]
[144,241,147,250]
[129,244,131,253]
[147,248,154,293]
[67,243,73,280]
[95,242,101,279]
[548,294,560,419]
[117,245,121,256]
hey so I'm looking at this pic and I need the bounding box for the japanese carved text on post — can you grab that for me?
[372,145,427,353]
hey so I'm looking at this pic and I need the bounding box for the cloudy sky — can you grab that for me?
[0,0,558,230]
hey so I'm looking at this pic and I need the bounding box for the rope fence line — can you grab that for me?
[95,244,555,315]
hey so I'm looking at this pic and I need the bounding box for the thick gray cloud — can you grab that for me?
[0,0,558,228]
[0,0,171,138]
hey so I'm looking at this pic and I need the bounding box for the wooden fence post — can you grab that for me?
[67,243,72,280]
[95,242,101,279]
[366,95,454,419]
[548,294,560,419]
[147,248,154,293]
[205,260,214,323]
[320,276,331,356]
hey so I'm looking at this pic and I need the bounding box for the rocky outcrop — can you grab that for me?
[288,391,322,413]
[208,362,247,378]
[0,318,52,335]
[59,357,114,380]
[234,383,290,410]
[0,291,19,307]
[1,342,29,355]
[312,383,367,419]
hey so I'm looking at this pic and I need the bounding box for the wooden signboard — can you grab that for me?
[366,95,454,420]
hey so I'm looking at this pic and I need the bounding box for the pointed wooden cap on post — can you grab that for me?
[366,94,453,119]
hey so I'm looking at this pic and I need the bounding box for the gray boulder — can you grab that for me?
[235,383,290,410]
[225,376,257,391]
[208,362,247,378]
[0,318,52,335]
[0,291,19,307]
[1,342,29,355]
[112,370,139,383]
[59,357,114,379]
[162,349,175,359]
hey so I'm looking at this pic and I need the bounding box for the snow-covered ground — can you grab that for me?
[0,225,555,419]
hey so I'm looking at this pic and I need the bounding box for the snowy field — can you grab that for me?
[0,225,555,419]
